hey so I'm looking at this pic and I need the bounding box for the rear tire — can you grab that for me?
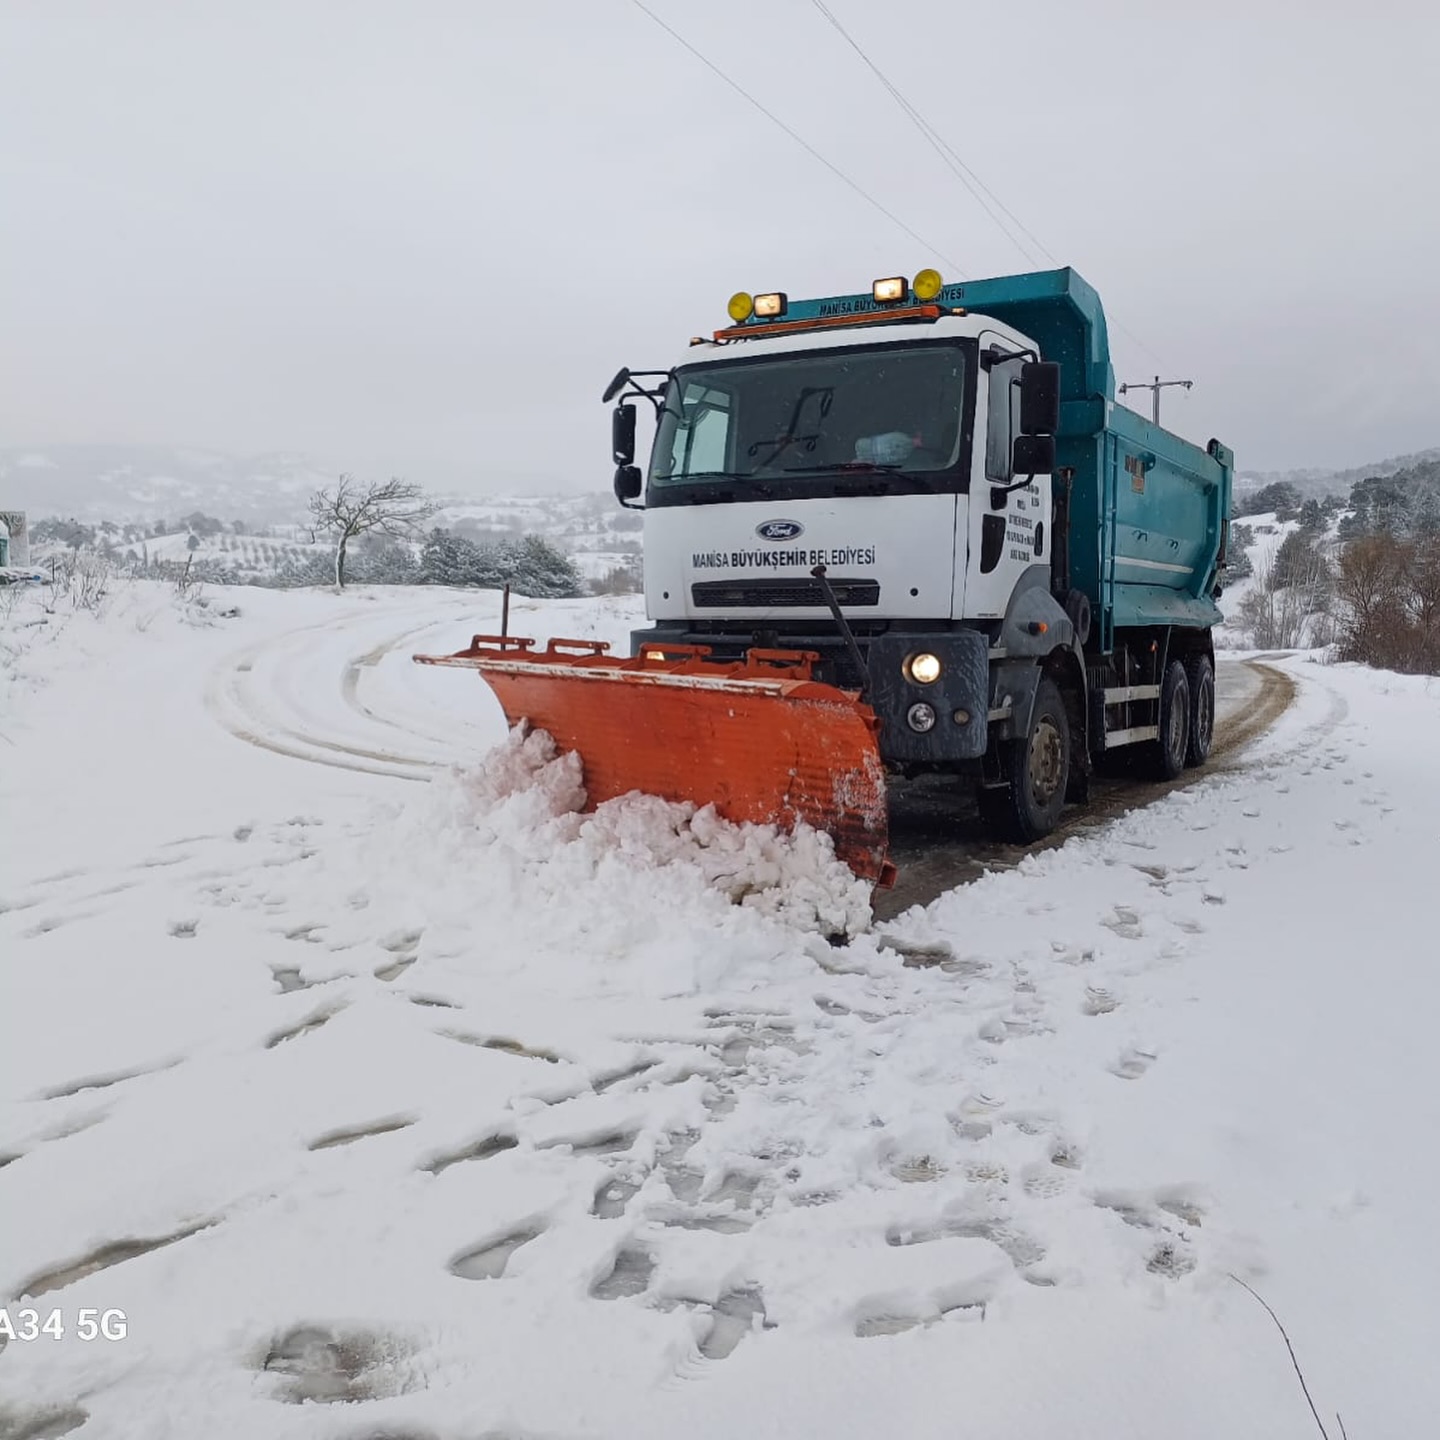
[1184,654,1215,767]
[1152,659,1190,780]
[982,677,1071,842]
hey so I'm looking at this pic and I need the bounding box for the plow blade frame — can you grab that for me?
[416,636,894,886]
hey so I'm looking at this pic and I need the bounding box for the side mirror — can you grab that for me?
[602,368,632,404]
[1012,434,1056,477]
[613,465,642,506]
[612,404,637,466]
[1019,362,1061,435]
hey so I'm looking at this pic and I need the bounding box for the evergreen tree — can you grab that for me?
[420,527,489,586]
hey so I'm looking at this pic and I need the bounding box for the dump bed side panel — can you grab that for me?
[963,267,1232,649]
[1097,406,1230,645]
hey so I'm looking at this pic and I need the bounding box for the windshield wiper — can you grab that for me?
[777,461,904,475]
[657,471,778,499]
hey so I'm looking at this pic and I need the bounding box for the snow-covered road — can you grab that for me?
[3,582,1437,1439]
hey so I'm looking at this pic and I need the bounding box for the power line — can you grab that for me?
[629,0,965,275]
[808,0,1056,270]
[807,0,1167,368]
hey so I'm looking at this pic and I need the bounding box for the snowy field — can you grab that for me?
[2,581,1438,1438]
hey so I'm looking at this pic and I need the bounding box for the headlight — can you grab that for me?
[906,702,937,733]
[904,652,942,685]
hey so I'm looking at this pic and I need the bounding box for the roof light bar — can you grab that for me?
[713,303,947,342]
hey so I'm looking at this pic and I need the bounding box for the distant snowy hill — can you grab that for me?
[5,445,642,589]
[1236,445,1440,501]
[0,446,635,565]
[11,440,1438,524]
[0,445,336,526]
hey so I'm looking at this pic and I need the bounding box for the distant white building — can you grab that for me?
[0,509,29,567]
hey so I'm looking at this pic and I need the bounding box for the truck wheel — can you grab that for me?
[1152,659,1190,780]
[1184,654,1215,767]
[984,677,1070,842]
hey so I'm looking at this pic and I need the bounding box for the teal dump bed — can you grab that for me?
[955,268,1233,650]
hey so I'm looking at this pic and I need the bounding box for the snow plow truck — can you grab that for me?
[418,266,1233,886]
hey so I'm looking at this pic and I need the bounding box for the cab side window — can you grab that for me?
[984,359,1023,484]
[681,385,731,475]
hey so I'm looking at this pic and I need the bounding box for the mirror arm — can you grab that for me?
[981,343,1038,370]
[992,472,1037,500]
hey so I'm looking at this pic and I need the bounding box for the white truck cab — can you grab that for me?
[639,312,1049,633]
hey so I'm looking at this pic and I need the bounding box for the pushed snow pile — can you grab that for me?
[428,724,873,946]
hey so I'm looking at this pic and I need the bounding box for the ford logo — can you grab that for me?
[756,519,804,541]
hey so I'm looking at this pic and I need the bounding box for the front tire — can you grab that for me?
[1152,659,1190,780]
[982,676,1071,842]
[1184,654,1215,767]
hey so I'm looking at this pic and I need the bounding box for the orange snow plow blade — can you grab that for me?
[416,636,894,886]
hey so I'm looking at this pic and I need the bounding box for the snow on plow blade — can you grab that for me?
[415,636,894,886]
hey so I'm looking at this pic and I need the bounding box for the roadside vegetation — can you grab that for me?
[1228,457,1440,674]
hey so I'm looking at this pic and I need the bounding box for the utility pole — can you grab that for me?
[1118,374,1193,426]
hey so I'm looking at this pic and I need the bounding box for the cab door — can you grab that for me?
[961,338,1051,619]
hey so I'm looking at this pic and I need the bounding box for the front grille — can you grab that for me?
[691,577,880,608]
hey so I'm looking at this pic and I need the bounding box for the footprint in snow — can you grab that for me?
[590,1245,655,1300]
[1109,1046,1157,1081]
[449,1224,544,1280]
[264,1004,345,1048]
[893,1156,946,1184]
[592,1176,641,1219]
[854,1300,985,1337]
[1100,906,1144,940]
[308,1116,415,1151]
[1021,1165,1070,1200]
[1049,1141,1083,1170]
[1082,985,1120,1016]
[1146,1242,1197,1279]
[281,922,326,943]
[373,927,423,981]
[19,1220,215,1299]
[421,1130,518,1177]
[0,1404,89,1438]
[261,1324,416,1404]
[888,1213,1046,1268]
[270,964,323,994]
[692,1288,771,1360]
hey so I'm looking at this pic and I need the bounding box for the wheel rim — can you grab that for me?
[1166,688,1187,767]
[1028,716,1065,806]
[1194,674,1214,754]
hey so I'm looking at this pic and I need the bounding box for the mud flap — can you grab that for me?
[416,637,895,886]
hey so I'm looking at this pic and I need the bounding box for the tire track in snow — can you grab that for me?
[204,602,492,782]
[876,659,1300,919]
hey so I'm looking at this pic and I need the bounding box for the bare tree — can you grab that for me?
[1238,537,1333,649]
[307,476,435,589]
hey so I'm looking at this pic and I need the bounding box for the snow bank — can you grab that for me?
[376,719,874,988]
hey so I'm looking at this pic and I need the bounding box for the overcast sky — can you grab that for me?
[2,0,1436,492]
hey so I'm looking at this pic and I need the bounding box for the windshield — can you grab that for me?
[648,341,972,499]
